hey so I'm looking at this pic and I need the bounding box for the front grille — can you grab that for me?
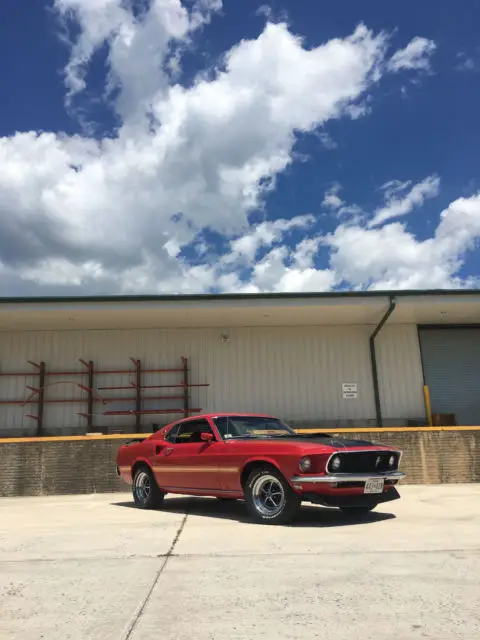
[327,451,399,474]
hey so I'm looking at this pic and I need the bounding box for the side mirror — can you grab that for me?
[201,432,214,442]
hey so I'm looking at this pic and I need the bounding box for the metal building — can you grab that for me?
[0,290,478,436]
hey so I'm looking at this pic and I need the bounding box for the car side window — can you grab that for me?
[164,423,180,443]
[173,420,214,444]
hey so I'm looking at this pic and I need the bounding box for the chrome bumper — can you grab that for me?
[290,471,406,484]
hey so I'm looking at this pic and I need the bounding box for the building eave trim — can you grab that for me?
[1,288,479,307]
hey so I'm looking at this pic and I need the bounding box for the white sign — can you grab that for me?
[342,382,358,399]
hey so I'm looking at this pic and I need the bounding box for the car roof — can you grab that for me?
[183,412,277,421]
[167,412,278,426]
[154,412,284,437]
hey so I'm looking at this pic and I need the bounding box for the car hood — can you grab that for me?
[227,433,390,453]
[274,435,385,451]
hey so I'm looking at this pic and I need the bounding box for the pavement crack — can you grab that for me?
[122,513,188,640]
[167,512,189,555]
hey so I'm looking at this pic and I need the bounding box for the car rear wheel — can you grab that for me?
[245,467,301,525]
[132,466,165,509]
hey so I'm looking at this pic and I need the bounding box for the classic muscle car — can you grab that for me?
[116,412,405,525]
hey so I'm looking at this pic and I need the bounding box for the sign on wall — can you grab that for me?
[342,382,358,399]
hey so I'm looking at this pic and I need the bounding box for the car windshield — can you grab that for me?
[213,416,296,439]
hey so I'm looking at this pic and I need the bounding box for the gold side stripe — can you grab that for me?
[151,466,239,473]
[118,466,130,472]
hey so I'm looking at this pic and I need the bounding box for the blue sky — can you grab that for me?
[0,0,479,295]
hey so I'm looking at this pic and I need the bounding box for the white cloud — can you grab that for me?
[316,130,338,150]
[322,183,344,210]
[379,179,412,199]
[455,52,476,73]
[247,239,334,293]
[56,0,220,124]
[387,36,436,73]
[344,101,372,119]
[336,204,364,225]
[215,218,333,294]
[2,3,471,297]
[170,191,480,293]
[226,215,314,263]
[321,184,364,225]
[0,5,400,294]
[368,175,440,227]
[327,194,480,290]
[255,4,289,24]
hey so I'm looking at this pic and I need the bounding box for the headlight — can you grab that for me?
[330,455,341,471]
[388,455,395,467]
[299,456,312,472]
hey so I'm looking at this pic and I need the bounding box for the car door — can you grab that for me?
[152,418,223,491]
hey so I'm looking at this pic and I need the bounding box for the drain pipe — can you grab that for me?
[370,295,397,427]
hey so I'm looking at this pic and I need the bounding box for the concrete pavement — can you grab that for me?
[1,484,479,639]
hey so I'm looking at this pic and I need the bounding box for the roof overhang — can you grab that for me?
[0,290,479,331]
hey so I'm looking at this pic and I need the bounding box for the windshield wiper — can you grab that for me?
[224,434,273,440]
[294,432,332,438]
[269,432,298,438]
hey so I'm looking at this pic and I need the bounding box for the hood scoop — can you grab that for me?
[293,433,376,448]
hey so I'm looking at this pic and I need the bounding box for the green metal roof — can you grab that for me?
[1,289,479,305]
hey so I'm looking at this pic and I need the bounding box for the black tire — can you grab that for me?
[340,505,377,516]
[132,465,165,509]
[244,466,301,525]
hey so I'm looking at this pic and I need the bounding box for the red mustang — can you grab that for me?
[116,412,405,525]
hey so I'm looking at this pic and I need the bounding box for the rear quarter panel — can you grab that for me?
[116,436,169,484]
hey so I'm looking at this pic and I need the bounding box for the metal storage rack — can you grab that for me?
[0,357,208,436]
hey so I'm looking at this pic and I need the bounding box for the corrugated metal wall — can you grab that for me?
[419,327,480,425]
[0,324,426,434]
[376,325,426,422]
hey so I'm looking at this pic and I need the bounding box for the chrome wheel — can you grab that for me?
[134,470,151,504]
[252,473,286,517]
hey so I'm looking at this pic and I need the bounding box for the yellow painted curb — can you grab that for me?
[0,434,148,444]
[296,426,480,434]
[1,425,480,444]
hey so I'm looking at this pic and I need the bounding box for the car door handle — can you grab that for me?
[163,448,173,456]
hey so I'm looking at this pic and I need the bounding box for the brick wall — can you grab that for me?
[0,439,126,497]
[1,429,479,497]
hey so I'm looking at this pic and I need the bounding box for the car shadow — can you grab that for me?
[111,496,396,527]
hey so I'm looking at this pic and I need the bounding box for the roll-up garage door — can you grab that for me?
[418,327,480,425]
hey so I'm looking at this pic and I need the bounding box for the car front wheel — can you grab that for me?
[132,466,165,509]
[245,467,301,525]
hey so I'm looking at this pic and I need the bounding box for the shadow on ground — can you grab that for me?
[111,496,396,527]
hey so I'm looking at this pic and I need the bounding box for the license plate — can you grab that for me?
[364,478,384,494]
